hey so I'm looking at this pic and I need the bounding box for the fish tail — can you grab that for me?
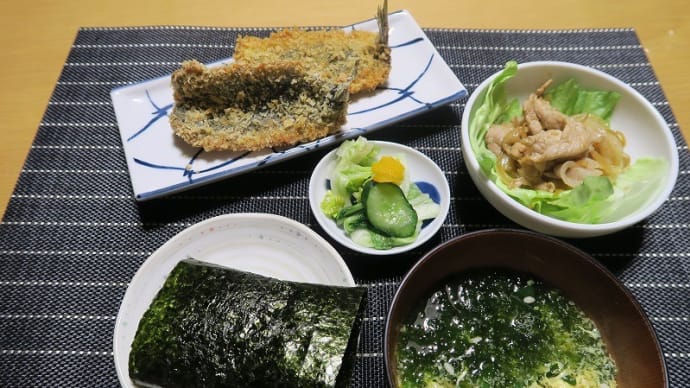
[376,0,389,46]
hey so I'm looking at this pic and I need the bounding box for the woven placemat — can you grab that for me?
[0,25,688,387]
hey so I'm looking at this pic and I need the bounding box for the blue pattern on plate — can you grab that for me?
[126,90,173,142]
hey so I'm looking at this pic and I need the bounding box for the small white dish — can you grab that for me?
[460,61,679,238]
[309,140,450,255]
[113,213,354,388]
[110,10,467,201]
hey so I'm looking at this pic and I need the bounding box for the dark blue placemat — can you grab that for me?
[0,25,688,387]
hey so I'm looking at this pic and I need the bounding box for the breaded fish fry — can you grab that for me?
[233,0,390,95]
[169,60,349,152]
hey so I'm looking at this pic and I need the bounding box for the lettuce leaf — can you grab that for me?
[468,61,666,224]
[595,158,668,222]
[469,60,520,178]
[324,136,379,210]
[544,78,621,122]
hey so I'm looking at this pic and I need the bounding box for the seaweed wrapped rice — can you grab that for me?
[128,259,367,387]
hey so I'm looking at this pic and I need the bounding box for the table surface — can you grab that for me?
[0,2,689,387]
[1,0,689,218]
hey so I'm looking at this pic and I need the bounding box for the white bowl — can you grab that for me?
[309,140,450,255]
[460,61,678,238]
[113,213,355,387]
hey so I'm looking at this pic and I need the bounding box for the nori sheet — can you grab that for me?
[128,259,367,387]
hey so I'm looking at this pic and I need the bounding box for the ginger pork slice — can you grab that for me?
[169,59,350,152]
[232,0,390,95]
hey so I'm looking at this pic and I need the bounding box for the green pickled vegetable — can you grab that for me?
[320,136,441,250]
[129,259,367,387]
[362,181,418,238]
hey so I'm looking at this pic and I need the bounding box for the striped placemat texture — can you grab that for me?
[0,26,688,386]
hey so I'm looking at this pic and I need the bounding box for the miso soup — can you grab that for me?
[395,270,617,387]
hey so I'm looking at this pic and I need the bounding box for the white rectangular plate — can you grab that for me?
[111,10,467,200]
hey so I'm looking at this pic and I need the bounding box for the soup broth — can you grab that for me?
[396,270,617,387]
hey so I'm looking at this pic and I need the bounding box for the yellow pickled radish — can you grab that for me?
[372,156,405,184]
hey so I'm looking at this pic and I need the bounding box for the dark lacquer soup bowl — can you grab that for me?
[384,229,667,388]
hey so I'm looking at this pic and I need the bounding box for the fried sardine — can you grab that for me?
[233,0,390,95]
[169,60,349,152]
[169,1,389,152]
